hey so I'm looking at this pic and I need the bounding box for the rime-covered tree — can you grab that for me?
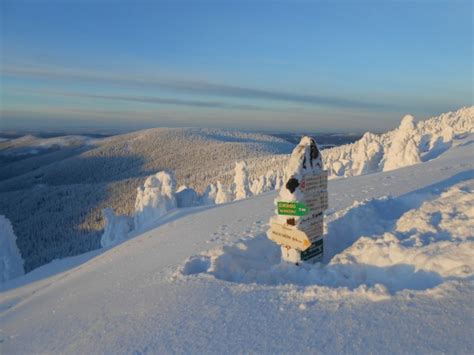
[0,215,25,282]
[215,181,231,204]
[134,171,177,229]
[383,115,421,172]
[233,161,251,200]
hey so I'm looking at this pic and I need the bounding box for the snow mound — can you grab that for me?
[0,215,25,282]
[180,179,474,295]
[134,171,177,229]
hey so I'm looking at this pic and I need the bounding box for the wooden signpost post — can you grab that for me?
[267,136,329,264]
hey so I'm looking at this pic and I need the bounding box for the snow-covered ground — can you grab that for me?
[1,130,473,353]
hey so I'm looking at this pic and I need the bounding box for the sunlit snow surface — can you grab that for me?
[1,134,473,354]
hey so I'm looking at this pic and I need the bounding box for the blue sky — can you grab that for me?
[1,0,472,133]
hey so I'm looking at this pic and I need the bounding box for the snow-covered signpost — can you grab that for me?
[267,136,328,264]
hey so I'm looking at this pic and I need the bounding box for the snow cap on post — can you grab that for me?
[282,136,323,197]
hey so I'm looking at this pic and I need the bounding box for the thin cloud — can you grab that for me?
[2,65,397,110]
[32,89,265,111]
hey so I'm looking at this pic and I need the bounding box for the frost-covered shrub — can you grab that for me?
[0,215,25,282]
[134,171,177,229]
[100,208,133,248]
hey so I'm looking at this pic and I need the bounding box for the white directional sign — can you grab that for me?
[300,170,328,192]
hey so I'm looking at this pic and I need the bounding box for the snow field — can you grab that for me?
[179,178,473,298]
[1,133,473,354]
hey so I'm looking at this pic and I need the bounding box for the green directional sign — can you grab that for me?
[277,201,310,216]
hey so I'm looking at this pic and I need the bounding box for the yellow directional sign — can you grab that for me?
[268,223,312,251]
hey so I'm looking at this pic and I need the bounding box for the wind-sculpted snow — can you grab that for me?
[180,179,473,294]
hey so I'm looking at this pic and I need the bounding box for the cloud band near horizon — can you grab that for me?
[2,65,399,111]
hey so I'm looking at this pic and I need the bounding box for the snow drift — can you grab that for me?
[181,179,473,294]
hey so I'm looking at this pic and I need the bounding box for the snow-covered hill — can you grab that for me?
[0,128,293,272]
[1,131,473,353]
[0,134,98,157]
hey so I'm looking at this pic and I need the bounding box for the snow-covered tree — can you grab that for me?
[274,170,284,190]
[215,181,231,204]
[264,170,276,191]
[233,161,251,200]
[351,132,384,175]
[100,208,133,248]
[0,215,25,282]
[200,183,217,205]
[134,171,177,229]
[383,115,421,172]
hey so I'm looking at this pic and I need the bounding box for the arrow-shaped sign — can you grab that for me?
[277,201,310,216]
[268,222,312,251]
